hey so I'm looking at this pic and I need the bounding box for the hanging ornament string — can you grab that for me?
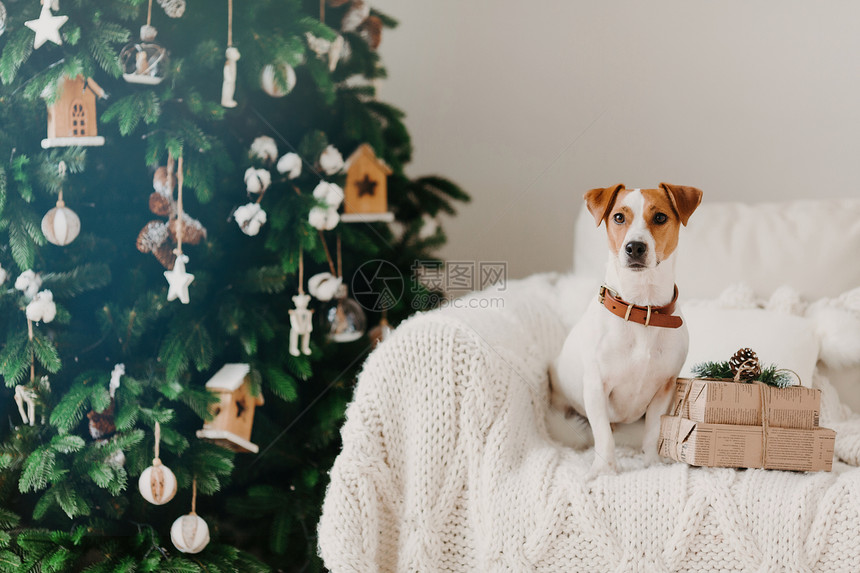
[336,233,343,279]
[27,318,34,384]
[317,230,337,276]
[190,476,198,515]
[297,248,305,295]
[227,0,233,48]
[146,0,153,27]
[320,0,325,23]
[175,155,184,256]
[153,420,162,463]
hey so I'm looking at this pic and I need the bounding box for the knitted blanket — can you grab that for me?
[318,273,860,572]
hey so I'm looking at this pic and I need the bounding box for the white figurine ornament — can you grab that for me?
[221,46,241,108]
[14,385,38,426]
[276,153,302,179]
[289,293,314,356]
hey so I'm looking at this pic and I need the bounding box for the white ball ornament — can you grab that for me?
[171,512,210,554]
[260,63,296,98]
[41,199,81,246]
[138,459,177,505]
[138,423,177,505]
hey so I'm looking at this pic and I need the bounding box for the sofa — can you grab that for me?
[319,198,860,572]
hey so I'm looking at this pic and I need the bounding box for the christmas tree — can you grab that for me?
[0,0,467,570]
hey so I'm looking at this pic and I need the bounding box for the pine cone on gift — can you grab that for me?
[729,347,761,380]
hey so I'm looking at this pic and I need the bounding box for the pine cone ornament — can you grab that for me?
[730,347,761,380]
[148,190,174,217]
[359,15,383,49]
[168,213,207,245]
[136,221,170,254]
[87,400,116,439]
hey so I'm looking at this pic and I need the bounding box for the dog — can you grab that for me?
[550,183,702,475]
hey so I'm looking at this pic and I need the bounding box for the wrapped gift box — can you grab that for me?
[659,415,835,472]
[671,378,820,430]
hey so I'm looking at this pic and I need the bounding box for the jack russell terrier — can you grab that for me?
[550,183,702,475]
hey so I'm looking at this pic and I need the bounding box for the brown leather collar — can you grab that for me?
[598,285,683,328]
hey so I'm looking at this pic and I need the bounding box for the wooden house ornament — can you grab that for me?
[41,75,106,149]
[195,363,264,453]
[341,144,394,223]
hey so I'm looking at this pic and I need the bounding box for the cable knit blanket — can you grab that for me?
[318,273,860,572]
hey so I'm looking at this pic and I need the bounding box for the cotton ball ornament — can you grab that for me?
[250,136,278,163]
[234,202,267,236]
[244,168,271,194]
[25,290,56,324]
[313,181,343,208]
[171,512,210,554]
[260,63,296,98]
[15,270,42,300]
[318,145,344,175]
[276,153,302,179]
[308,206,339,231]
[308,272,343,302]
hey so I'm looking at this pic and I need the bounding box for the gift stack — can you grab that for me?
[658,348,836,472]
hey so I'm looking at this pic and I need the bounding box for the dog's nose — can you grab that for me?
[625,241,647,259]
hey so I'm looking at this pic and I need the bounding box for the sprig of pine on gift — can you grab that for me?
[691,347,797,388]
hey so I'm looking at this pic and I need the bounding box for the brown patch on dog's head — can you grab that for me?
[658,183,703,226]
[584,184,625,226]
[640,188,684,261]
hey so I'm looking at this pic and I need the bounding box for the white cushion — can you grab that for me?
[574,198,860,300]
[679,306,819,388]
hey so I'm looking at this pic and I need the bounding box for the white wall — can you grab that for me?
[373,0,860,279]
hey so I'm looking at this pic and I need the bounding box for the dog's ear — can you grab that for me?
[584,184,625,227]
[659,183,703,226]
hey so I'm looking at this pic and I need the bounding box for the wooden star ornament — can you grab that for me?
[25,2,68,49]
[164,252,194,304]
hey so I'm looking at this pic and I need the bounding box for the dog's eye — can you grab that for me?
[653,213,668,225]
[613,213,625,224]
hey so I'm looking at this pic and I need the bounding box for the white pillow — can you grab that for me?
[680,306,819,388]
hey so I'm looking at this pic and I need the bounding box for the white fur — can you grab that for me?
[552,189,690,476]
